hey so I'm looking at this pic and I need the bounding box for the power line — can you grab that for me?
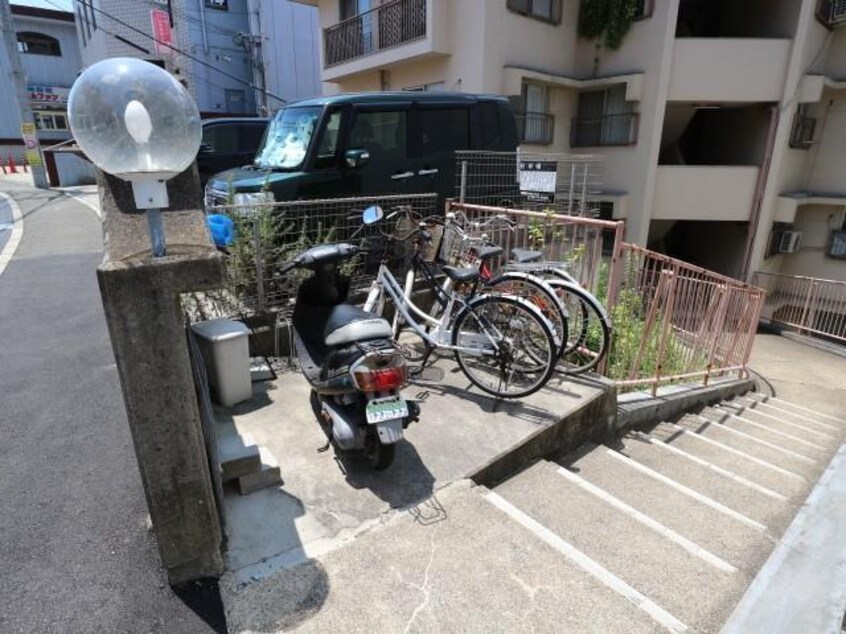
[60,0,284,103]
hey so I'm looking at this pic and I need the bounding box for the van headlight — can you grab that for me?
[233,191,274,206]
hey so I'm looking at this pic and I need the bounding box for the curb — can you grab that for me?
[0,191,24,278]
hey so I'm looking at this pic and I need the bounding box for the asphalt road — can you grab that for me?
[0,182,221,633]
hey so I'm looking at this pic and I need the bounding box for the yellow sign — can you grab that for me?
[25,150,42,166]
[21,123,36,136]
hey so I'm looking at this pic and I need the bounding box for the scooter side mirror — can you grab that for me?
[362,205,384,225]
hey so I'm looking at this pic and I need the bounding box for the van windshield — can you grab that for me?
[254,106,322,170]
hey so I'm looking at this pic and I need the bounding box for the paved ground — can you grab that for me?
[0,178,220,633]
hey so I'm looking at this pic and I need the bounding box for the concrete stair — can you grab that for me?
[221,392,846,633]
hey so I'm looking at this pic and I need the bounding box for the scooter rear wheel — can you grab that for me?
[365,435,396,470]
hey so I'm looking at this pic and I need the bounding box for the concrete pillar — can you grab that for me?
[96,166,225,584]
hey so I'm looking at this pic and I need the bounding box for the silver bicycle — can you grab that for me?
[360,205,559,399]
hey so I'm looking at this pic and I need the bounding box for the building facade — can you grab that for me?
[0,4,81,162]
[73,0,320,117]
[296,0,846,282]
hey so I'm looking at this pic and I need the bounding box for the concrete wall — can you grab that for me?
[667,39,792,103]
[653,166,758,221]
[780,204,846,281]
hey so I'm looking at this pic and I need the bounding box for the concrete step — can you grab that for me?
[712,401,841,450]
[217,430,262,483]
[562,445,774,572]
[617,433,791,528]
[742,393,846,429]
[220,481,662,634]
[495,460,748,631]
[681,412,827,473]
[649,422,809,499]
[730,395,846,437]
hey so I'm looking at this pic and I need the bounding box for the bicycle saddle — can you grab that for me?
[471,244,504,261]
[443,266,480,284]
[511,248,544,263]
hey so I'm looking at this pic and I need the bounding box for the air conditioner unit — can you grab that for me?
[832,0,846,24]
[779,231,802,253]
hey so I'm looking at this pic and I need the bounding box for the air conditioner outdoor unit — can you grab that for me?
[832,0,846,24]
[779,231,802,253]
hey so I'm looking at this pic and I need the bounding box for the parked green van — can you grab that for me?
[204,92,518,209]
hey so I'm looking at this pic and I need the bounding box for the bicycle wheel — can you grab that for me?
[545,279,611,374]
[451,295,557,399]
[485,273,568,356]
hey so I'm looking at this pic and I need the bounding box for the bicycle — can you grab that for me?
[451,211,612,375]
[360,205,559,399]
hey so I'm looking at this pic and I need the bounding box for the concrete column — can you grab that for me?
[96,166,225,584]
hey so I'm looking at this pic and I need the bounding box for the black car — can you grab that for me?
[204,92,518,208]
[197,117,269,187]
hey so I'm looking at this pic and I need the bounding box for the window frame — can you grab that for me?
[519,82,555,145]
[33,111,69,132]
[507,0,563,25]
[571,85,639,148]
[789,104,816,150]
[16,31,62,56]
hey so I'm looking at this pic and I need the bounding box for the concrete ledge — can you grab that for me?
[471,376,616,489]
[617,378,755,430]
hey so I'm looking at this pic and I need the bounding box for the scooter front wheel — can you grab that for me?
[364,435,396,470]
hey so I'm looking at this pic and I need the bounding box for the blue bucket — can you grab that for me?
[207,214,235,247]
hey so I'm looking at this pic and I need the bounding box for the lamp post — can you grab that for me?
[68,58,201,257]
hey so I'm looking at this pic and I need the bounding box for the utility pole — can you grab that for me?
[0,0,49,189]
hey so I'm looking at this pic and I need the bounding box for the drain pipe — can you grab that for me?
[197,0,209,54]
[740,104,779,280]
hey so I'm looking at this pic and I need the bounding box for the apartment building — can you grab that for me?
[294,0,846,282]
[0,4,82,162]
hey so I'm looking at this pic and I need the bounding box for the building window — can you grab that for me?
[507,0,562,24]
[16,32,62,56]
[519,82,555,145]
[789,104,816,149]
[571,84,638,147]
[33,112,68,131]
[340,0,370,20]
[633,0,653,19]
[205,0,228,10]
[403,82,446,92]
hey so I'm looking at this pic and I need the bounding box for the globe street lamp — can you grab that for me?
[68,58,201,257]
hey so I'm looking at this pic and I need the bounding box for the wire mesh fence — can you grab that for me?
[184,193,439,324]
[454,150,605,217]
[753,271,846,345]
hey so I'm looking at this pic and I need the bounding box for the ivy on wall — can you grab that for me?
[578,0,639,49]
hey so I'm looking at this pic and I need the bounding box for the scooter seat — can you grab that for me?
[443,266,480,284]
[511,248,544,263]
[324,304,393,347]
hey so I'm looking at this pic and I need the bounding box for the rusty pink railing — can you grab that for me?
[753,271,846,345]
[447,201,766,394]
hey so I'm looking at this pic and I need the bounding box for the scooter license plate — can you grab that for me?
[366,398,409,424]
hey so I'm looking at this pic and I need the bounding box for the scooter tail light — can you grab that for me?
[351,355,408,392]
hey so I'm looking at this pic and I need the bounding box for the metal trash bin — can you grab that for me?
[191,319,252,407]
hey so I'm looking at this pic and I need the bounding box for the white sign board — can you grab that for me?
[519,161,557,199]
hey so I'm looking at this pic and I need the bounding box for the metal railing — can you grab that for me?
[517,111,555,145]
[789,115,816,148]
[570,112,639,147]
[454,150,605,218]
[324,0,427,67]
[753,271,846,345]
[611,245,765,393]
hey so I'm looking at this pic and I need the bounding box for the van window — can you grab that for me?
[418,108,469,155]
[479,102,502,149]
[315,108,343,168]
[349,110,407,161]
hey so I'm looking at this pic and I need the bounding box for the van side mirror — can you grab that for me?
[344,148,370,169]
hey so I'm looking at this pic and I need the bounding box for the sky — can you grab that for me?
[12,0,73,11]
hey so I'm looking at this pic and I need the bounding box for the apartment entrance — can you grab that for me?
[648,220,749,278]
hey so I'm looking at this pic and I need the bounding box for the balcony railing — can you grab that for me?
[517,111,555,145]
[570,112,639,147]
[324,0,427,68]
